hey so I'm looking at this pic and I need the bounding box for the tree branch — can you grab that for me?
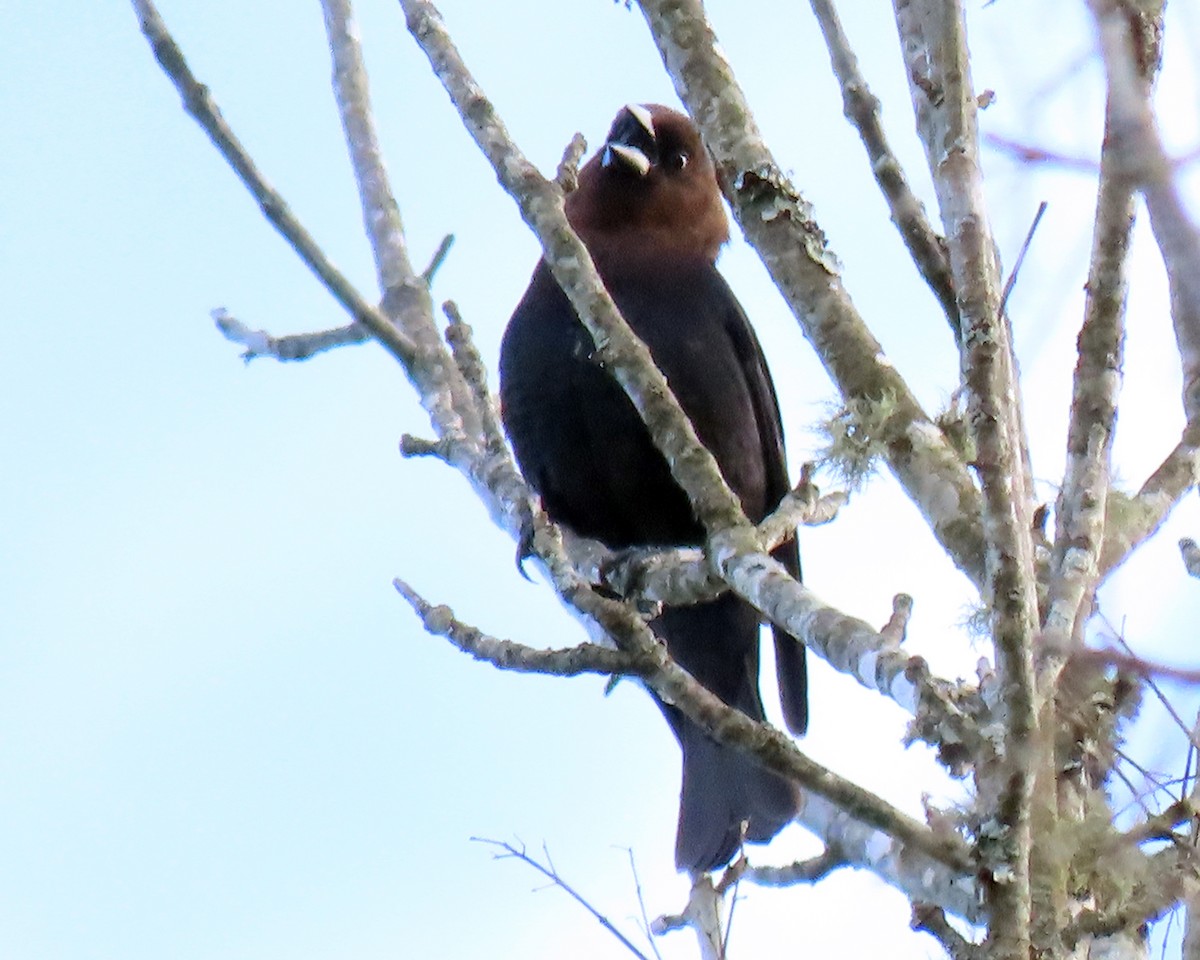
[635,0,989,590]
[320,0,480,440]
[209,238,454,362]
[808,0,960,337]
[394,5,990,821]
[1101,426,1200,576]
[892,3,1039,955]
[752,790,983,922]
[1089,0,1200,426]
[393,578,642,676]
[213,308,370,361]
[129,0,421,370]
[401,0,756,544]
[396,566,974,876]
[911,903,981,960]
[1043,89,1141,662]
[472,838,653,960]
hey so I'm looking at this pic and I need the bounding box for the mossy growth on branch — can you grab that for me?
[814,391,899,492]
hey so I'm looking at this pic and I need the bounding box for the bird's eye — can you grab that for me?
[665,151,690,171]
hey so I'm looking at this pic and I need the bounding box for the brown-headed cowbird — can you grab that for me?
[499,104,806,873]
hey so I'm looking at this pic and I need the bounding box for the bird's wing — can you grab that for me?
[719,290,808,736]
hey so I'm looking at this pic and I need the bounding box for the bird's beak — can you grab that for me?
[624,103,655,139]
[601,103,657,178]
[603,142,651,176]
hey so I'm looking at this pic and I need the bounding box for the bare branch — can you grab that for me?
[570,529,987,767]
[213,308,369,361]
[997,201,1047,319]
[751,791,983,922]
[472,838,652,960]
[322,0,413,294]
[578,464,836,606]
[880,593,913,644]
[402,550,976,875]
[1044,79,1142,664]
[911,903,981,960]
[393,578,642,677]
[634,0,989,590]
[745,845,845,886]
[421,233,455,284]
[808,0,960,337]
[441,302,508,463]
[402,0,753,544]
[1090,0,1200,425]
[209,233,453,363]
[129,0,420,369]
[651,876,724,960]
[1123,797,1197,847]
[984,133,1101,172]
[762,466,843,531]
[1071,645,1200,688]
[1102,428,1200,576]
[320,0,480,440]
[892,3,1039,953]
[555,132,588,194]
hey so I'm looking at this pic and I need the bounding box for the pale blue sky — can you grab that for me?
[4,2,1200,958]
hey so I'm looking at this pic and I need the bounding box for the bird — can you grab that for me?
[499,103,807,873]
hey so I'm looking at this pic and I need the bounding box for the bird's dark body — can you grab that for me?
[499,105,806,873]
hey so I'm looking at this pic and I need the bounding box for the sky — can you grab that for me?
[3,2,1200,958]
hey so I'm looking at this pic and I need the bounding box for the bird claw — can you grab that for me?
[598,546,662,617]
[514,523,537,582]
[597,545,645,597]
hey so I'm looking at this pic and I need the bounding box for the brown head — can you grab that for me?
[564,104,730,264]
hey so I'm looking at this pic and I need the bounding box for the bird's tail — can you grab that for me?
[674,718,799,873]
[654,597,800,873]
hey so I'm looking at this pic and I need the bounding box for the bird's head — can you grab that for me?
[565,104,730,264]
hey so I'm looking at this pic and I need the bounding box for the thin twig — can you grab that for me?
[1071,647,1200,693]
[1124,798,1197,846]
[1106,616,1200,747]
[998,201,1048,317]
[209,232,454,363]
[421,233,455,284]
[472,838,652,960]
[130,0,419,367]
[985,134,1100,172]
[622,849,665,960]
